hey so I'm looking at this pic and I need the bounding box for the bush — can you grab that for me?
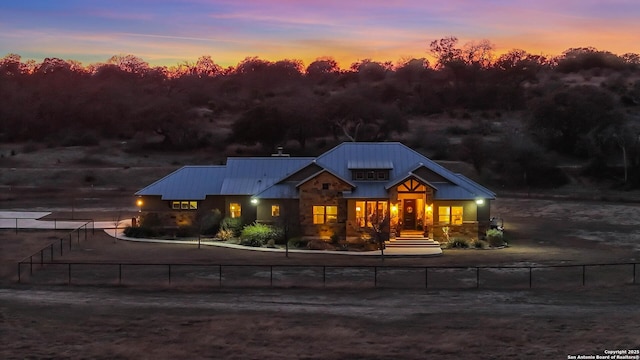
[470,238,485,249]
[486,229,505,247]
[287,237,308,248]
[176,225,196,238]
[216,228,234,241]
[240,223,283,247]
[199,209,223,235]
[123,226,158,238]
[220,217,243,237]
[448,237,469,248]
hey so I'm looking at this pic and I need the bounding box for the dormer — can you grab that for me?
[348,160,393,181]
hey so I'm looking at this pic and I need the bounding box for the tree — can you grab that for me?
[429,36,462,69]
[528,85,623,155]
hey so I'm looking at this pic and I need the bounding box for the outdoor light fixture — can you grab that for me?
[136,199,143,207]
[251,198,258,205]
[476,199,485,205]
[390,205,397,213]
[426,205,432,212]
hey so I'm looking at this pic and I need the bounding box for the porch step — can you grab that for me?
[385,238,441,248]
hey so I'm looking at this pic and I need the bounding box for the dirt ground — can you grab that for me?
[1,196,640,359]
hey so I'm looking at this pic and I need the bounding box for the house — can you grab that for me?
[135,142,496,242]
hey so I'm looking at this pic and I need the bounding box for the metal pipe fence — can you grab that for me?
[16,221,94,280]
[0,217,94,234]
[17,261,639,289]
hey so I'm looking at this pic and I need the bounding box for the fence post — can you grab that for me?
[219,265,222,287]
[60,238,63,256]
[582,265,586,286]
[18,263,21,283]
[40,249,44,267]
[84,224,87,241]
[323,266,326,288]
[425,267,428,289]
[30,256,33,275]
[68,263,71,285]
[168,264,171,285]
[15,218,18,234]
[476,267,480,289]
[54,219,57,230]
[270,266,273,287]
[69,234,72,250]
[77,229,80,244]
[374,267,377,288]
[529,267,532,288]
[50,244,53,262]
[119,264,122,285]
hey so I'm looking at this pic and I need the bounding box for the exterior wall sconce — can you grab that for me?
[251,198,258,205]
[476,199,485,205]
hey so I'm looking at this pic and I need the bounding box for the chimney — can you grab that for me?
[271,146,290,157]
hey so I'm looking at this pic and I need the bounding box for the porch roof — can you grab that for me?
[135,166,226,200]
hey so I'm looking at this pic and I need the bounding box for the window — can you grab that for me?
[230,202,242,218]
[322,183,330,190]
[438,206,463,225]
[355,200,388,228]
[171,201,197,210]
[313,205,338,224]
[271,205,280,217]
[352,169,389,181]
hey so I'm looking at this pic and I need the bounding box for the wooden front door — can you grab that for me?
[403,199,416,229]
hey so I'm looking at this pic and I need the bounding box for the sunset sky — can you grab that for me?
[1,0,639,69]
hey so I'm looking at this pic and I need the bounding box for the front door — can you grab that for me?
[403,199,416,229]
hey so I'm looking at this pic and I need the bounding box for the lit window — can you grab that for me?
[172,201,198,210]
[230,203,241,218]
[271,205,280,217]
[313,205,338,224]
[438,206,463,225]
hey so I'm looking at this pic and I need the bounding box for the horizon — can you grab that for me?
[1,1,639,69]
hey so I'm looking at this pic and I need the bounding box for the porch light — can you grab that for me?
[136,199,143,207]
[391,205,397,214]
[426,205,432,212]
[356,206,361,212]
[476,199,485,205]
[251,198,258,205]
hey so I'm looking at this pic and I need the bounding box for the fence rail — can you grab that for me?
[17,261,639,289]
[0,217,95,234]
[16,221,94,279]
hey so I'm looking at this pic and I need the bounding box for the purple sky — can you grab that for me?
[1,0,638,68]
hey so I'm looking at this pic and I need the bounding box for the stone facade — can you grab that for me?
[297,171,352,239]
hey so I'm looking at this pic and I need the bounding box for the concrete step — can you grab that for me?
[386,238,441,248]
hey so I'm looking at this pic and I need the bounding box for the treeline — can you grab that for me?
[1,37,640,187]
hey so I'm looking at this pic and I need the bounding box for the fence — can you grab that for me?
[16,221,94,280]
[17,261,639,289]
[0,216,95,234]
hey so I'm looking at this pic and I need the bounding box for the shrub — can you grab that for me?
[199,209,223,235]
[470,238,485,249]
[123,226,157,238]
[240,223,283,247]
[176,225,196,238]
[220,217,243,237]
[287,237,308,248]
[330,233,340,245]
[486,229,505,247]
[216,228,234,241]
[447,237,469,249]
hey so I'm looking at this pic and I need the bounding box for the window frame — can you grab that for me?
[438,206,463,225]
[313,205,338,224]
[229,202,242,219]
[171,201,198,210]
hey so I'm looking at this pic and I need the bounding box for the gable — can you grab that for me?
[280,162,324,182]
[412,166,452,184]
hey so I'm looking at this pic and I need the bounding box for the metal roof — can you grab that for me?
[136,143,495,201]
[135,166,226,200]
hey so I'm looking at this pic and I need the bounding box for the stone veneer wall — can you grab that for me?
[298,172,351,239]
